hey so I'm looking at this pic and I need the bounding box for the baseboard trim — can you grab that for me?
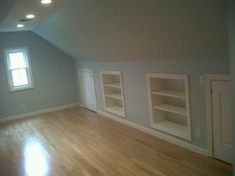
[0,103,79,123]
[1,105,208,156]
[78,103,84,108]
[97,110,208,156]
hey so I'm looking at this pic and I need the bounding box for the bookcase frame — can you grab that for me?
[147,73,192,141]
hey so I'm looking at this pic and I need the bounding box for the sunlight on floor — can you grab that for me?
[24,138,49,176]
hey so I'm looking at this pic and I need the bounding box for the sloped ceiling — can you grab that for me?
[33,0,228,61]
[0,0,16,25]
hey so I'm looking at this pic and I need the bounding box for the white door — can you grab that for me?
[212,81,233,163]
[78,70,97,112]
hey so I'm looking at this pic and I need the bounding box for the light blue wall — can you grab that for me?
[0,32,78,118]
[227,0,235,174]
[77,58,229,149]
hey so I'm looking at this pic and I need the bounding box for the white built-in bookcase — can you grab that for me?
[147,73,191,141]
[101,71,126,117]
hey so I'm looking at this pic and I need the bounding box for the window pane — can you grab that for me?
[12,69,29,87]
[9,52,27,69]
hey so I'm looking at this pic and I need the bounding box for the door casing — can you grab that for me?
[78,69,98,112]
[205,74,231,158]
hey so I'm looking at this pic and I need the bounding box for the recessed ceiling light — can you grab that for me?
[17,24,24,28]
[26,14,35,19]
[41,0,52,4]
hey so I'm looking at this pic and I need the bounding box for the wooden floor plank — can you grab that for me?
[0,107,232,176]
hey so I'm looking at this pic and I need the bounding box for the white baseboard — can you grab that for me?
[78,103,84,108]
[1,105,208,156]
[97,110,208,156]
[0,103,79,123]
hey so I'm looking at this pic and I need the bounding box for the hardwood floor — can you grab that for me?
[0,107,232,176]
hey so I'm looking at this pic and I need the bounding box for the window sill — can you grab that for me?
[9,86,34,92]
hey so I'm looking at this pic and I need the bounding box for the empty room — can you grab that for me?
[0,0,235,175]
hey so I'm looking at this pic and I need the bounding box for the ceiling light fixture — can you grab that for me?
[41,0,52,5]
[17,24,24,28]
[26,14,35,19]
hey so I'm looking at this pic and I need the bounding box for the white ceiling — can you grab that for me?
[0,0,74,32]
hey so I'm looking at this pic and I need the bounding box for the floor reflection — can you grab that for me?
[24,138,49,176]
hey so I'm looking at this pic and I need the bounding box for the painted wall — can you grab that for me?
[227,0,235,174]
[34,0,228,62]
[0,32,78,119]
[33,0,229,150]
[76,58,229,149]
[44,0,231,150]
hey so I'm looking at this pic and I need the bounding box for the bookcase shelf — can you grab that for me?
[105,106,125,117]
[101,71,126,117]
[104,83,121,89]
[147,73,191,141]
[152,90,185,99]
[152,121,189,140]
[153,104,186,116]
[105,94,123,100]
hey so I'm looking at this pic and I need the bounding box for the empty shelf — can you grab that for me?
[152,90,185,99]
[105,106,124,116]
[105,94,122,100]
[104,83,121,88]
[152,121,189,140]
[154,104,186,115]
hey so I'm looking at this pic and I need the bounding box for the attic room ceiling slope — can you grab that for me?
[0,0,16,25]
[33,0,228,62]
[0,0,74,32]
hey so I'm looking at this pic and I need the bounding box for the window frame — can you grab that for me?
[4,47,34,92]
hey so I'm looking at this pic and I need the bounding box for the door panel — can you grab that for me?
[78,70,97,112]
[212,81,232,163]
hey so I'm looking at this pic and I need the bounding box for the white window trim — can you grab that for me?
[4,47,34,92]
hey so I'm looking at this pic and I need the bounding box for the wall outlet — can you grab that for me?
[195,129,201,138]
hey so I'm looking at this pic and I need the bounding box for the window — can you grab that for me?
[4,47,33,91]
